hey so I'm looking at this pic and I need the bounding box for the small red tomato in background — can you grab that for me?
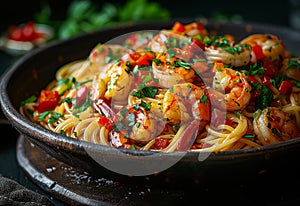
[7,21,46,42]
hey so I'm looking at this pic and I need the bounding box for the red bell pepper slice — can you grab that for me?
[279,79,293,95]
[252,45,265,60]
[37,90,59,113]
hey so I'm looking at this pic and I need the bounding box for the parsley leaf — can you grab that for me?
[131,86,158,98]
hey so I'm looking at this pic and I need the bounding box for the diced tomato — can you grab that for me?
[135,52,155,67]
[172,21,185,33]
[154,138,170,150]
[225,119,234,127]
[37,90,59,113]
[98,116,113,130]
[278,79,294,95]
[225,86,231,94]
[252,45,265,60]
[196,23,205,31]
[191,38,205,50]
[129,52,141,61]
[129,51,155,67]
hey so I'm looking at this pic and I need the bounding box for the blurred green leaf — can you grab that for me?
[68,0,96,20]
[35,0,171,40]
[118,0,170,21]
[90,3,118,26]
[34,1,52,24]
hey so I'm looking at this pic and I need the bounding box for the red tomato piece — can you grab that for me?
[172,21,185,33]
[252,45,265,60]
[8,26,22,41]
[135,52,155,67]
[191,38,205,51]
[154,138,170,150]
[279,79,293,95]
[37,90,59,113]
[7,21,45,42]
[196,23,205,31]
[98,116,113,130]
[21,22,35,41]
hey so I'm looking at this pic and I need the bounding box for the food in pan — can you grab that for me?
[19,21,300,152]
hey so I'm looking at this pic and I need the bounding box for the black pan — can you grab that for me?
[1,18,300,184]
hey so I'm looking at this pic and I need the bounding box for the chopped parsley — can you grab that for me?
[172,61,191,70]
[241,63,265,76]
[199,93,208,104]
[20,95,37,106]
[251,83,273,110]
[243,134,255,138]
[272,128,283,137]
[38,111,64,124]
[139,100,152,111]
[131,86,158,98]
[287,59,300,70]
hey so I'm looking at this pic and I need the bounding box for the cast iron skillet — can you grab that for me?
[1,18,300,183]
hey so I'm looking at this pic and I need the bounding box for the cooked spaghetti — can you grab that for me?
[19,21,300,152]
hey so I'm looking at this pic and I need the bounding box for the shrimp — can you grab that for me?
[253,107,299,145]
[103,60,134,102]
[72,44,131,82]
[148,22,207,57]
[204,35,252,67]
[109,104,164,146]
[88,44,132,66]
[280,58,300,82]
[163,82,211,132]
[240,34,285,63]
[208,63,251,111]
[152,52,196,88]
[148,30,183,53]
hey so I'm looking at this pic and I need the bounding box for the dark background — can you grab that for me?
[0,0,296,32]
